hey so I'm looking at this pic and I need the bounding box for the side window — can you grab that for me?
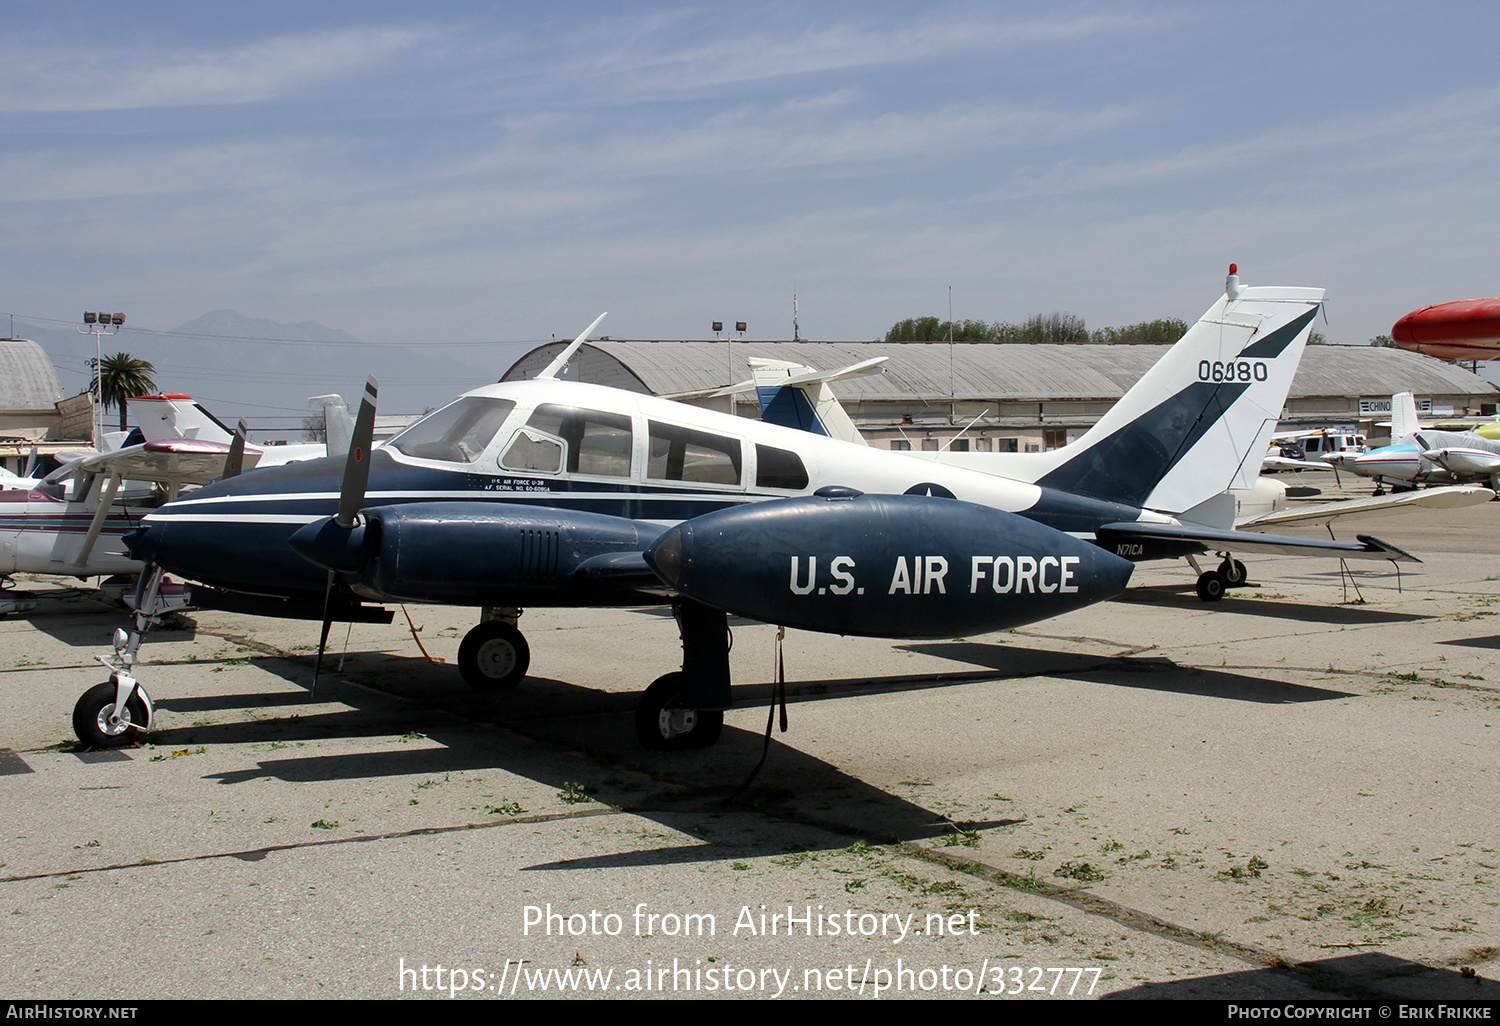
[648,421,742,485]
[391,398,516,463]
[501,430,563,473]
[525,405,632,477]
[755,443,807,490]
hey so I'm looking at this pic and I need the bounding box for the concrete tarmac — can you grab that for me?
[2,497,1498,1000]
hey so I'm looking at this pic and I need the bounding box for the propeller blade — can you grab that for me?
[222,420,247,479]
[336,377,378,529]
[313,570,335,690]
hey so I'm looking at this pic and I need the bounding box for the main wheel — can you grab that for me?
[73,681,147,749]
[1219,558,1247,587]
[1195,571,1226,603]
[457,621,530,691]
[635,672,723,751]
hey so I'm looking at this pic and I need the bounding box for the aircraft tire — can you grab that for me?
[636,672,723,751]
[457,621,530,691]
[73,681,146,749]
[1219,559,1248,587]
[1195,572,1226,603]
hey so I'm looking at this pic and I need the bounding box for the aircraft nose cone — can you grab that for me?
[644,528,683,586]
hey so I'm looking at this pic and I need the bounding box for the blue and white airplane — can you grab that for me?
[79,278,1414,752]
[1324,392,1500,494]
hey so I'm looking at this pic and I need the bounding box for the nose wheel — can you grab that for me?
[73,681,148,749]
[457,621,530,691]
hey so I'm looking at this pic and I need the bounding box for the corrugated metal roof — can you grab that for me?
[0,339,63,412]
[505,340,1496,402]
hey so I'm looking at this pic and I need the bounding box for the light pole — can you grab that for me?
[79,311,125,449]
[713,320,746,384]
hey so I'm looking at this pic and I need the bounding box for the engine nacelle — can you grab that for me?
[645,492,1133,638]
[291,502,662,605]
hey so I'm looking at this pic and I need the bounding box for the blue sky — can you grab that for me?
[5,2,1500,419]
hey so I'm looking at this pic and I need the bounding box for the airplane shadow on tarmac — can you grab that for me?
[124,646,1061,867]
[1115,585,1433,626]
[897,642,1356,703]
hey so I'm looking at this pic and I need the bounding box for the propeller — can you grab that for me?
[222,420,247,480]
[312,376,378,688]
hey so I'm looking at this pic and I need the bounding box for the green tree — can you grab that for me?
[89,353,158,431]
[884,312,1090,344]
[1000,312,1090,345]
[1370,334,1399,348]
[1091,317,1190,345]
[885,317,1000,342]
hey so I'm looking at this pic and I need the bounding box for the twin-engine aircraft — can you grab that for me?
[81,274,1413,752]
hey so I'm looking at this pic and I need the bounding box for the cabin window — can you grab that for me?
[391,397,517,463]
[500,430,563,473]
[648,421,741,485]
[525,405,633,477]
[755,444,807,490]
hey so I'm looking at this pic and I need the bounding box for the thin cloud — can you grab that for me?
[0,25,444,111]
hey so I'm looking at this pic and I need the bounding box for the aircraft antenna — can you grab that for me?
[938,408,990,453]
[535,313,607,381]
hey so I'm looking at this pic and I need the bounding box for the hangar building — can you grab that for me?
[503,339,1498,452]
[0,338,87,474]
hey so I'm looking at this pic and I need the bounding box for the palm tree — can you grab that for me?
[89,353,158,432]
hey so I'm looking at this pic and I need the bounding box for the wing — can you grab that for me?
[71,438,263,491]
[1238,484,1494,529]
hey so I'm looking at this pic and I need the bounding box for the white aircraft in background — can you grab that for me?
[0,393,353,595]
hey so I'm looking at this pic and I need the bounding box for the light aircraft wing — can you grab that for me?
[1238,484,1494,529]
[1261,455,1333,473]
[1096,521,1418,562]
[69,438,263,490]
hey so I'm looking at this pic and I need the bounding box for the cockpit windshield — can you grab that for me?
[390,397,517,463]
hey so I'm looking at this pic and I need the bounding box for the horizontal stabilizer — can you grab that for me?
[1096,521,1420,562]
[1239,484,1494,529]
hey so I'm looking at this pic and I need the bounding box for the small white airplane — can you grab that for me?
[82,273,1426,752]
[0,393,351,586]
[1321,392,1500,494]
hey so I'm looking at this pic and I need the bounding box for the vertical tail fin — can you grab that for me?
[1028,270,1323,514]
[747,357,886,445]
[308,394,353,458]
[1390,391,1419,441]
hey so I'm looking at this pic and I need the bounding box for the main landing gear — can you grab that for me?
[1191,556,1248,603]
[636,601,730,751]
[454,602,732,750]
[457,609,530,691]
